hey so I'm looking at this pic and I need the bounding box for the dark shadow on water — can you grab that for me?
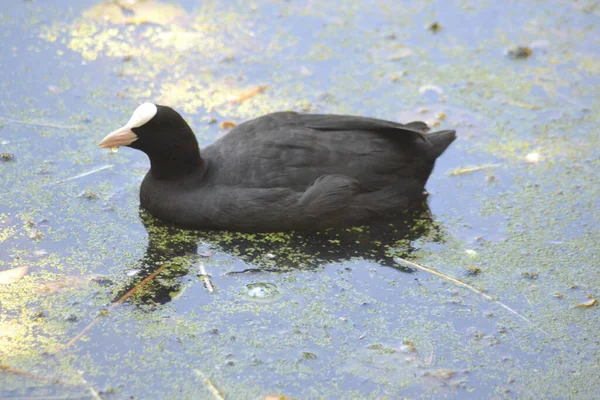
[114,202,447,306]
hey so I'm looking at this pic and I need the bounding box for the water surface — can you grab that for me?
[1,0,598,398]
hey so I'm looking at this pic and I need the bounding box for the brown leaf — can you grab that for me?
[220,121,237,129]
[507,46,532,59]
[84,0,186,26]
[575,298,597,308]
[34,276,86,295]
[425,369,457,381]
[0,266,28,285]
[229,85,268,103]
[449,165,498,176]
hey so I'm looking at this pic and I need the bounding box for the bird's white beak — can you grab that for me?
[98,126,138,148]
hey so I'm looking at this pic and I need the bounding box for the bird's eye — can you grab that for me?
[127,103,158,128]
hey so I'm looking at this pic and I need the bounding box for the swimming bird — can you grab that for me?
[99,103,455,232]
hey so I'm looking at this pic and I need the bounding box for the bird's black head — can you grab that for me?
[100,103,203,179]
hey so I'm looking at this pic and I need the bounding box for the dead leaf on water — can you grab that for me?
[449,164,499,176]
[0,320,27,338]
[426,22,442,32]
[525,152,541,163]
[29,231,43,240]
[77,190,98,200]
[424,369,457,381]
[466,266,482,276]
[83,2,122,22]
[522,271,539,280]
[418,84,444,95]
[388,47,414,60]
[507,46,532,59]
[499,98,541,110]
[0,266,28,285]
[465,249,478,257]
[399,340,417,353]
[34,276,86,295]
[575,299,597,308]
[83,0,186,26]
[220,121,237,129]
[229,85,268,103]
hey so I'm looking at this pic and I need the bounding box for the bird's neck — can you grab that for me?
[147,146,205,180]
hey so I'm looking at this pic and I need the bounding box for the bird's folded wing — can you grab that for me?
[302,114,428,142]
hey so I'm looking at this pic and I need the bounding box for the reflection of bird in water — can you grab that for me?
[112,204,447,306]
[100,103,456,305]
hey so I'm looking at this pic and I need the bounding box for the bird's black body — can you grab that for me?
[124,106,455,232]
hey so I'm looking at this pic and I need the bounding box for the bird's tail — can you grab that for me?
[427,130,456,159]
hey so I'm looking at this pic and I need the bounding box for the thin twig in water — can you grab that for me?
[448,164,500,176]
[393,257,547,335]
[525,296,533,308]
[79,374,103,400]
[426,344,435,368]
[88,387,103,400]
[46,165,113,186]
[198,262,215,292]
[0,116,81,130]
[62,264,168,350]
[193,369,226,400]
[0,364,80,387]
[0,397,90,400]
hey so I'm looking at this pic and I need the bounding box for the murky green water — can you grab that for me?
[1,0,598,399]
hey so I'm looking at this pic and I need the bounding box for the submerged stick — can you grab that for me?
[46,165,113,186]
[393,257,546,333]
[62,264,168,350]
[88,388,104,400]
[79,375,104,400]
[193,369,226,400]
[0,364,89,390]
[0,364,102,397]
[198,262,215,292]
[0,116,81,130]
[448,164,500,176]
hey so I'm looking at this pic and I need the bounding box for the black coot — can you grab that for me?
[99,103,456,232]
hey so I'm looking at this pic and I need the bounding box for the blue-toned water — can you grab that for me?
[1,1,598,398]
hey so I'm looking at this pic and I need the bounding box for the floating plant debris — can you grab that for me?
[230,85,267,103]
[0,266,28,285]
[507,46,532,59]
[427,22,442,32]
[244,282,281,302]
[220,121,237,129]
[525,152,541,163]
[575,299,597,308]
[449,164,499,176]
